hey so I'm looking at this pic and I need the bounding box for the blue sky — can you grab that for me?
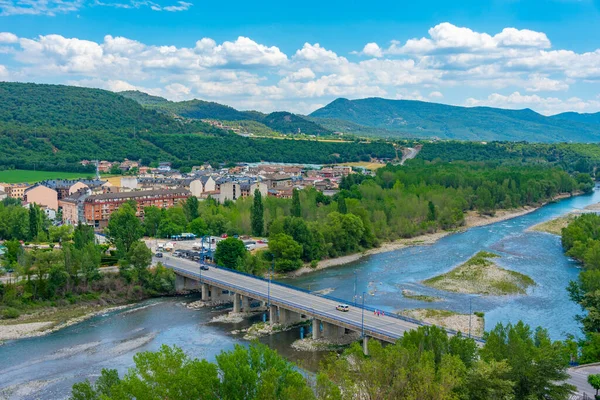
[0,0,599,115]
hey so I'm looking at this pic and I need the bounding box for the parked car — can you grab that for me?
[336,304,350,312]
[155,252,163,258]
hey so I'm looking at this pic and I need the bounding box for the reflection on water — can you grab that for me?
[1,189,598,399]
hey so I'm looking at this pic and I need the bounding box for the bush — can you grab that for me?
[2,307,20,319]
[474,311,485,318]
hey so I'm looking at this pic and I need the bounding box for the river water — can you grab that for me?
[1,189,598,399]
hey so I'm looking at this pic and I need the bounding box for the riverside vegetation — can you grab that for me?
[561,213,600,363]
[0,200,175,329]
[198,161,593,275]
[69,323,577,400]
[423,251,535,296]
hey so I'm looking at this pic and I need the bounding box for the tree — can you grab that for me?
[268,233,303,272]
[127,241,153,283]
[76,242,101,289]
[142,206,163,237]
[69,344,313,400]
[337,195,347,214]
[28,203,43,241]
[106,203,143,257]
[1,239,21,269]
[588,374,600,396]
[215,237,247,269]
[183,196,199,222]
[73,222,95,250]
[481,322,575,399]
[188,217,208,237]
[427,200,437,222]
[49,225,74,244]
[251,189,264,237]
[291,188,301,217]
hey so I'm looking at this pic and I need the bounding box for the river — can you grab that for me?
[1,189,598,399]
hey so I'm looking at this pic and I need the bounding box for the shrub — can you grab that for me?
[2,307,20,319]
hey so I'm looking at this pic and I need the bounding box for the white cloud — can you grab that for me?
[466,91,600,115]
[0,0,84,16]
[0,22,599,114]
[0,32,18,43]
[162,0,190,11]
[360,42,383,58]
[0,64,9,79]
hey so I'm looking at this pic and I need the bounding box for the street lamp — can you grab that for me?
[265,255,274,322]
[361,291,366,338]
[353,270,358,306]
[468,296,473,338]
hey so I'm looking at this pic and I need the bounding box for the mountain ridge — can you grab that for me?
[309,97,600,142]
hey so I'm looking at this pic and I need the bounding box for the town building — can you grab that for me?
[0,183,30,199]
[24,185,59,210]
[58,188,91,225]
[84,188,190,228]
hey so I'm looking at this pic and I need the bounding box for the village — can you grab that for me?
[0,160,372,230]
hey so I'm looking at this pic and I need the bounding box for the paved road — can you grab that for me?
[568,365,600,395]
[162,255,425,342]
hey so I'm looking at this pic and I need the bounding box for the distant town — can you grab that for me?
[0,159,374,230]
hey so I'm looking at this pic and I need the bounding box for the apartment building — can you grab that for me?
[0,183,31,199]
[84,188,190,228]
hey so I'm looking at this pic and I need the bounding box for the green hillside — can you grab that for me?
[309,97,600,142]
[552,111,600,125]
[0,82,393,171]
[120,90,332,136]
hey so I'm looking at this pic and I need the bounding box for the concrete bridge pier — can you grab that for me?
[279,309,302,326]
[312,319,321,340]
[241,296,250,312]
[176,275,200,291]
[201,283,210,301]
[269,305,279,325]
[322,322,344,339]
[233,293,241,313]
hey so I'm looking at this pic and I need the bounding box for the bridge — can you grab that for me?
[163,255,481,353]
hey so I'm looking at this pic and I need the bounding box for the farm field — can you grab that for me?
[0,170,97,184]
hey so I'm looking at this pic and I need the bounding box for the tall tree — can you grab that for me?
[106,203,144,257]
[215,237,247,269]
[73,222,95,250]
[28,203,42,241]
[337,195,347,214]
[251,188,264,236]
[183,196,199,222]
[291,189,301,218]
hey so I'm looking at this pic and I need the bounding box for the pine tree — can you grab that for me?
[251,189,264,236]
[337,195,347,214]
[427,201,437,221]
[291,189,301,217]
[28,203,41,241]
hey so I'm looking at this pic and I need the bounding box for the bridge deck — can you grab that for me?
[163,255,480,343]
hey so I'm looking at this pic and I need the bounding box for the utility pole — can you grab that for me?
[353,270,358,306]
[361,291,366,338]
[468,297,473,338]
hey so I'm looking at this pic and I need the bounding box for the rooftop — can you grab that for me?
[86,188,190,202]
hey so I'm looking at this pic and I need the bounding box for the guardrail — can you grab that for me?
[165,260,485,343]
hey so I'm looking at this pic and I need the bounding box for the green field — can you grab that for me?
[0,170,97,184]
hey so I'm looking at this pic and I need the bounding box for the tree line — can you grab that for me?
[70,322,576,400]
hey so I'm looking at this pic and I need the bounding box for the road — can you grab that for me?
[568,364,600,395]
[161,255,425,342]
[400,146,420,165]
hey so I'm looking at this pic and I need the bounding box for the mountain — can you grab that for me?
[309,98,600,142]
[551,111,600,126]
[0,82,392,171]
[120,91,332,136]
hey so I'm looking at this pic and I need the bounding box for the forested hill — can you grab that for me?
[0,82,393,171]
[551,111,600,126]
[309,97,600,142]
[120,90,332,136]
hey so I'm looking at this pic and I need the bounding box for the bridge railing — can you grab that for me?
[166,260,485,343]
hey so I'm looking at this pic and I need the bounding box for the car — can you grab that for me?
[200,265,209,271]
[155,252,163,258]
[336,304,350,312]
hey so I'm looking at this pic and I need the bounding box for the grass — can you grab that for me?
[529,214,576,235]
[0,169,97,184]
[423,251,535,296]
[402,290,441,302]
[337,161,386,170]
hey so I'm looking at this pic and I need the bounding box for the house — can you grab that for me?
[24,185,59,210]
[262,174,293,189]
[158,162,172,173]
[84,188,190,228]
[200,176,216,192]
[0,190,6,201]
[218,180,267,203]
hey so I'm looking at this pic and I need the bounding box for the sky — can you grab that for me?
[0,0,600,115]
